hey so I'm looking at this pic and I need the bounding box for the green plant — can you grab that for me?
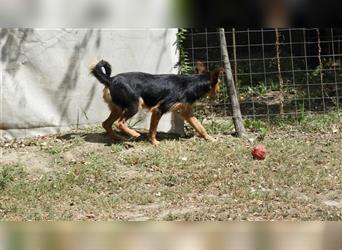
[258,126,268,141]
[257,82,268,96]
[174,28,192,75]
[203,119,234,134]
[0,165,24,190]
[298,111,341,132]
[244,118,269,140]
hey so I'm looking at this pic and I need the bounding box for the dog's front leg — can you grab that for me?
[185,116,214,141]
[178,106,214,141]
[149,111,162,145]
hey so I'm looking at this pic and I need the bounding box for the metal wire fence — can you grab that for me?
[183,28,342,121]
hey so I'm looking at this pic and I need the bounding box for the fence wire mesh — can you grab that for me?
[183,28,342,121]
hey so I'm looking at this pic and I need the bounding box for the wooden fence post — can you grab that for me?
[219,28,246,136]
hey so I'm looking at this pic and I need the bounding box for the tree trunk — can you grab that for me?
[219,28,246,136]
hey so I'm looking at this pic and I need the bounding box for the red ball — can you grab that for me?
[251,144,266,160]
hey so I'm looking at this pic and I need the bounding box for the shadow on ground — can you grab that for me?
[58,130,187,146]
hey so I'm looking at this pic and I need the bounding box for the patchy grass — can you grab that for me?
[0,112,341,221]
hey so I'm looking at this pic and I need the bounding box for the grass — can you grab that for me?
[0,111,341,221]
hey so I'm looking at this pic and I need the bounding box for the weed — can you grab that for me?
[202,119,234,134]
[244,118,268,133]
[0,165,25,190]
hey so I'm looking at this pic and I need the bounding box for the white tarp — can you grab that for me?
[0,29,183,140]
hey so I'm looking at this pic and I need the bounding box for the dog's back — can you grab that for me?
[109,72,212,112]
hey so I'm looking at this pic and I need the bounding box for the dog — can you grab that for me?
[90,60,224,145]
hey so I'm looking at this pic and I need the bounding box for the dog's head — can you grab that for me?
[208,67,224,97]
[194,61,224,97]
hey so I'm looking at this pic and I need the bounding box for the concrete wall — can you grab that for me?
[0,29,183,140]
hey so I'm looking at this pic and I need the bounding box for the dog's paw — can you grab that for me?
[205,135,216,142]
[150,139,160,146]
[131,132,141,138]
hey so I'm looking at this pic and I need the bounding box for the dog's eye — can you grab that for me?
[101,67,106,74]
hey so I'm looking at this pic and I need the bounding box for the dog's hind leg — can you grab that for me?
[115,104,141,138]
[116,120,141,138]
[102,107,124,141]
[149,110,162,145]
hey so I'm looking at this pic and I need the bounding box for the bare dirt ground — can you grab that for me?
[0,114,341,221]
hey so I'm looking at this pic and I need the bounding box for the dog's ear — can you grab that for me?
[194,61,207,74]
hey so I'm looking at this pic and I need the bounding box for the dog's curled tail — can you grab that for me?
[90,60,112,87]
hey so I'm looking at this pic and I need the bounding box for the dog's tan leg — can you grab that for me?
[116,118,141,138]
[102,110,122,141]
[178,105,214,141]
[149,111,162,145]
[185,116,214,141]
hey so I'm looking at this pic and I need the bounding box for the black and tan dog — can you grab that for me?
[90,60,224,145]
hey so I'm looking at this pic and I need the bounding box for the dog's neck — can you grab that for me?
[185,74,213,103]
